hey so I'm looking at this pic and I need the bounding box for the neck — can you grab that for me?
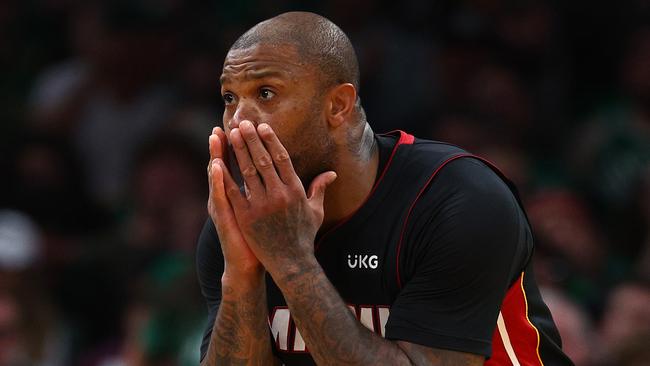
[321,122,378,230]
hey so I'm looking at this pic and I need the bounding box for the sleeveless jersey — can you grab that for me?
[196,131,573,365]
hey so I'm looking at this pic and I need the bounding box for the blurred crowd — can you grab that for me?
[0,1,649,365]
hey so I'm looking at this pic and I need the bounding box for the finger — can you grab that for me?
[215,127,228,157]
[307,171,337,208]
[230,127,265,197]
[208,161,241,238]
[239,121,282,188]
[207,131,220,188]
[209,134,221,162]
[215,158,249,211]
[209,160,228,218]
[257,123,301,187]
[210,126,228,159]
[208,127,226,187]
[207,164,214,204]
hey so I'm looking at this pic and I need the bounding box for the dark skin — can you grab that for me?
[203,43,484,366]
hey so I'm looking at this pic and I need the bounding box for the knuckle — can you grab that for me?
[245,131,257,142]
[275,152,290,163]
[245,133,259,143]
[241,165,258,177]
[256,154,273,168]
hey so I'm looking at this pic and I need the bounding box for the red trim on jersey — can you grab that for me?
[315,130,414,252]
[394,152,508,288]
[397,130,415,145]
[395,153,474,288]
[486,273,544,366]
[460,155,507,182]
[489,324,511,366]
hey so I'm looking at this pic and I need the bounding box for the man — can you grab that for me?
[197,11,573,366]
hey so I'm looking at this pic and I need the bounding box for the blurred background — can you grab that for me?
[0,0,649,365]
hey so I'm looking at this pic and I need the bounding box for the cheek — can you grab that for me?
[263,110,305,148]
[263,98,328,168]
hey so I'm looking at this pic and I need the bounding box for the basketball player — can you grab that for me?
[196,11,573,366]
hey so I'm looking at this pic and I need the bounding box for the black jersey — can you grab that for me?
[196,131,573,365]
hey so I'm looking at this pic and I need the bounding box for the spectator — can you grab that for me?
[541,287,601,366]
[599,282,650,364]
[28,1,180,208]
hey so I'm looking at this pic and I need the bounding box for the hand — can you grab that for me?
[207,126,262,279]
[219,120,337,277]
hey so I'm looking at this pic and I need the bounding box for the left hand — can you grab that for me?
[217,120,337,277]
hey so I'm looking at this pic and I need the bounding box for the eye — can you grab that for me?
[222,92,236,105]
[259,88,276,101]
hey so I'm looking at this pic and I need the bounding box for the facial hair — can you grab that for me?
[287,99,337,189]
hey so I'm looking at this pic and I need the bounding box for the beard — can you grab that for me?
[284,100,337,189]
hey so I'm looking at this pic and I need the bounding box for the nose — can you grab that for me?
[228,100,260,130]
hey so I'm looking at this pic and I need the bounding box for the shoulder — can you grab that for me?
[404,136,468,167]
[376,133,471,201]
[428,156,516,202]
[377,131,467,167]
[393,133,522,222]
[410,155,527,245]
[389,131,519,211]
[398,154,532,283]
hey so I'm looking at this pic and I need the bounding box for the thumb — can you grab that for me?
[307,171,337,204]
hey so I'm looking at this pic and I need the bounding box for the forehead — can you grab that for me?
[220,43,312,84]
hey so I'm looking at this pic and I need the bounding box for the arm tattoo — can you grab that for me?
[201,281,277,366]
[277,263,484,366]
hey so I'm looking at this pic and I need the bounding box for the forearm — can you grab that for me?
[202,273,276,366]
[274,257,412,366]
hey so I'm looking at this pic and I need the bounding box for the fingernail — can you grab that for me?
[240,120,253,132]
[258,123,270,132]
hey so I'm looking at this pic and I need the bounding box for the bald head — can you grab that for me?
[230,12,360,92]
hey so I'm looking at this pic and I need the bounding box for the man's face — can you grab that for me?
[220,43,336,185]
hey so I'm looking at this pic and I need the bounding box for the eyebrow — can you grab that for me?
[220,69,286,85]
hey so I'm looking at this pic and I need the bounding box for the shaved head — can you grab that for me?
[230,12,360,92]
[220,12,370,185]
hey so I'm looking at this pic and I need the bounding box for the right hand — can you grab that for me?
[207,126,263,279]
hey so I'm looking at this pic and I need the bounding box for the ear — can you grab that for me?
[325,83,357,128]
